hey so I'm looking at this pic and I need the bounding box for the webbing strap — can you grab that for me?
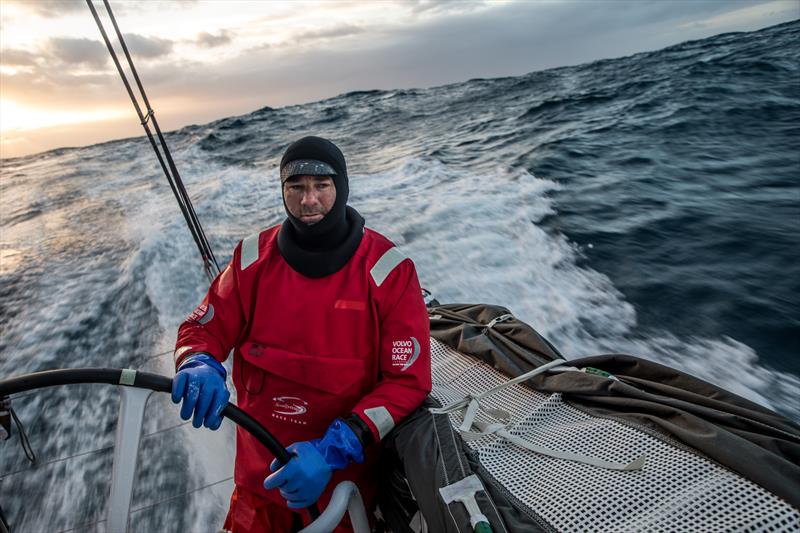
[474,420,645,471]
[430,359,567,424]
[431,358,646,471]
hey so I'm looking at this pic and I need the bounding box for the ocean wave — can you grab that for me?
[2,19,799,530]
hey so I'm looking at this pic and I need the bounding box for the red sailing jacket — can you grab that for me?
[174,225,432,507]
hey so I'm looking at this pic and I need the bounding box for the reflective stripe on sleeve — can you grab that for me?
[174,346,193,364]
[363,406,395,440]
[370,247,407,287]
[240,232,260,270]
[198,304,215,325]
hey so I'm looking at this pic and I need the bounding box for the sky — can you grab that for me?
[1,0,798,159]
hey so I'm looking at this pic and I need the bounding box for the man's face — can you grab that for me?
[282,175,336,225]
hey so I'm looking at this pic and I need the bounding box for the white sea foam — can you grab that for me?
[140,153,800,420]
[2,148,796,531]
[351,157,799,420]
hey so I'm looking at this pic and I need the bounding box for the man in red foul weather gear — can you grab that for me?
[171,136,432,532]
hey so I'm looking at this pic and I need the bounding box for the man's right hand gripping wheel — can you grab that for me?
[171,353,230,430]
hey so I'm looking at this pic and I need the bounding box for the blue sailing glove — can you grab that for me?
[171,353,229,430]
[263,419,364,508]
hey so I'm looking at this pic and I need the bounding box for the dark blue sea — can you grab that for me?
[1,19,798,532]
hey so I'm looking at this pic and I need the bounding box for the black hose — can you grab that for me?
[0,368,320,519]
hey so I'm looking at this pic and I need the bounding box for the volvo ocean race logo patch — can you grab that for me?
[272,396,308,416]
[391,337,421,371]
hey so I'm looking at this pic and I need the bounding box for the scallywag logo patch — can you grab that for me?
[271,396,309,426]
[391,337,420,371]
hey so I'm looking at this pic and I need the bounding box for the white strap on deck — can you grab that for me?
[474,420,645,471]
[430,358,645,471]
[430,359,567,425]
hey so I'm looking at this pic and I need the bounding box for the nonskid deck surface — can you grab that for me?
[429,338,800,532]
[2,336,798,532]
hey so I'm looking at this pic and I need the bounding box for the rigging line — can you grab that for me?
[86,0,207,272]
[0,443,113,480]
[55,518,106,533]
[85,0,219,281]
[100,0,219,273]
[140,349,173,363]
[85,0,190,220]
[85,0,203,256]
[0,504,9,533]
[52,478,236,533]
[0,420,191,479]
[142,420,191,437]
[129,475,234,515]
[9,390,39,401]
[102,0,220,275]
[38,477,235,533]
[8,408,35,464]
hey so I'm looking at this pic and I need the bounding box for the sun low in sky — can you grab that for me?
[0,0,797,159]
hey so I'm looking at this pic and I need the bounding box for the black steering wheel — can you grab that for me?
[0,368,320,522]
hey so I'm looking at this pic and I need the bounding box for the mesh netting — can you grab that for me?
[429,338,800,532]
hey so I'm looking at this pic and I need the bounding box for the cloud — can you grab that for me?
[239,23,364,52]
[679,0,799,30]
[123,33,174,58]
[4,0,798,159]
[1,67,116,103]
[47,37,109,67]
[4,0,196,18]
[1,49,39,67]
[294,24,364,41]
[0,35,172,110]
[408,0,491,16]
[194,0,796,112]
[195,30,232,48]
[10,0,85,18]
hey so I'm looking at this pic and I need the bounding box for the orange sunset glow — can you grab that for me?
[1,0,798,159]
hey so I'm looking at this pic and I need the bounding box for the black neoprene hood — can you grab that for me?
[277,136,365,278]
[280,135,348,202]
